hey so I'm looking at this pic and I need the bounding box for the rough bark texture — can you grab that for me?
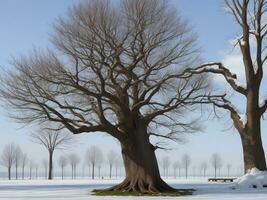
[95,123,178,194]
[48,151,53,180]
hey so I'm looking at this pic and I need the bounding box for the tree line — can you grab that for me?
[0,142,123,180]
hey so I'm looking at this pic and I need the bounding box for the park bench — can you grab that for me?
[208,178,236,182]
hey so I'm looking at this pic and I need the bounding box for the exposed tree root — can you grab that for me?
[92,178,194,196]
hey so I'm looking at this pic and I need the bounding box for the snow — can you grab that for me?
[233,168,267,189]
[239,114,247,127]
[0,178,266,200]
[259,95,267,108]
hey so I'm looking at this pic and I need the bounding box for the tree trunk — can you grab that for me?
[48,151,53,180]
[96,124,177,194]
[15,165,18,180]
[22,166,25,180]
[61,166,64,180]
[30,168,32,180]
[239,90,267,172]
[8,167,11,180]
[92,163,94,180]
[98,167,101,179]
[109,164,112,179]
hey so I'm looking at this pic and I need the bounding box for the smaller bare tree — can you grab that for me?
[173,161,180,179]
[200,161,208,177]
[227,163,232,177]
[0,143,16,180]
[14,145,22,180]
[42,159,48,179]
[107,150,116,179]
[31,129,74,180]
[162,156,171,178]
[29,160,35,180]
[210,153,223,178]
[58,156,67,180]
[182,154,191,179]
[21,153,28,180]
[86,146,103,179]
[35,163,39,179]
[69,154,80,179]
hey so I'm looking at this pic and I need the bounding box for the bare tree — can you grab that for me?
[162,156,171,178]
[21,153,28,180]
[115,157,123,179]
[182,154,191,179]
[29,160,35,180]
[179,0,267,172]
[200,161,208,177]
[31,130,73,180]
[96,152,104,179]
[86,146,103,179]
[0,143,16,180]
[14,145,22,180]
[227,163,232,177]
[173,161,180,179]
[42,159,48,179]
[210,153,223,178]
[35,163,39,179]
[58,156,67,179]
[107,150,116,179]
[69,153,80,179]
[0,0,208,193]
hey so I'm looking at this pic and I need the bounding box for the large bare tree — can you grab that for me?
[181,0,267,172]
[0,0,208,194]
[31,130,73,180]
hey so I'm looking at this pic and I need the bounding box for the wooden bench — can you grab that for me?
[208,178,236,182]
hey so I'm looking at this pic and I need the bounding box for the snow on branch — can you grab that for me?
[259,94,267,115]
[182,62,247,95]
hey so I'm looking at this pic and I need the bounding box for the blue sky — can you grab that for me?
[0,0,265,175]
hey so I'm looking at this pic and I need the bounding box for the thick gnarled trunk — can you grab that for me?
[98,123,177,194]
[236,89,267,173]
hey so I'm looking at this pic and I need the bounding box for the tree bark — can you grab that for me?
[96,123,177,194]
[22,166,25,180]
[8,167,11,180]
[48,151,53,180]
[92,163,95,180]
[235,89,267,173]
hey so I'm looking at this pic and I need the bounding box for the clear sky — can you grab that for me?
[0,0,266,176]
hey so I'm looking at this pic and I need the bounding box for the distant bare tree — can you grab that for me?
[211,153,223,178]
[21,153,28,180]
[162,156,171,178]
[58,156,67,179]
[200,161,208,177]
[69,153,80,179]
[227,163,232,177]
[86,146,103,179]
[115,157,123,179]
[173,161,180,179]
[96,152,104,179]
[14,145,22,180]
[107,150,116,179]
[0,143,16,180]
[31,130,73,180]
[35,163,39,179]
[182,154,191,179]
[42,159,48,179]
[29,160,34,180]
[0,0,208,194]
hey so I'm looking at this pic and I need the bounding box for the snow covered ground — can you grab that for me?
[0,178,266,200]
